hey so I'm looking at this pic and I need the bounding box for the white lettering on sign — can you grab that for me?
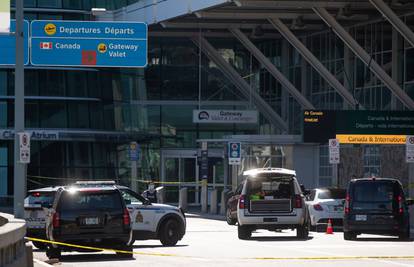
[60,26,101,35]
[58,26,136,36]
[108,43,139,52]
[55,42,81,50]
[104,27,135,36]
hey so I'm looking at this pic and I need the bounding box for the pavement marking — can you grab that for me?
[247,256,414,261]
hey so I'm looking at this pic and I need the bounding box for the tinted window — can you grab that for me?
[59,191,122,211]
[318,189,346,199]
[120,189,144,205]
[352,181,398,211]
[26,192,55,207]
[247,175,293,199]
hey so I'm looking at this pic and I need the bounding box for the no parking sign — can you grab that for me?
[228,142,241,165]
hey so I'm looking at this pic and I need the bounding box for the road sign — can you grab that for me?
[0,20,29,65]
[128,142,140,162]
[228,142,241,165]
[329,138,340,164]
[18,132,30,164]
[30,20,147,67]
[406,136,414,163]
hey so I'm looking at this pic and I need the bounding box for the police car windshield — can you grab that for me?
[26,192,55,206]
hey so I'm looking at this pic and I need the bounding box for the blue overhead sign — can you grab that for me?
[0,20,30,66]
[30,20,147,68]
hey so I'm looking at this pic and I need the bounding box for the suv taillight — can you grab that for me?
[345,194,350,214]
[52,212,60,228]
[123,208,130,226]
[398,195,403,214]
[239,195,246,209]
[294,195,302,208]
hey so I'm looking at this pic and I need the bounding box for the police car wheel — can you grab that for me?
[32,241,47,250]
[160,219,180,246]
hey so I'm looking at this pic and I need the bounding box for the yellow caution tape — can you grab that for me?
[26,237,183,257]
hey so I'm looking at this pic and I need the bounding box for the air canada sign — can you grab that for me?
[193,110,258,124]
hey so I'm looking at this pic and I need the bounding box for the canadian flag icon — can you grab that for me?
[40,42,53,49]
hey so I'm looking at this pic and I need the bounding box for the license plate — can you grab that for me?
[85,217,99,225]
[355,214,367,221]
[263,218,278,222]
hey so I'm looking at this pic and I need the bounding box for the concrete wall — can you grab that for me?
[0,213,31,267]
[293,145,319,189]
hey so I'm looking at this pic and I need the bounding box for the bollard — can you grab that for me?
[179,187,188,212]
[201,180,208,213]
[220,189,228,215]
[26,242,33,267]
[156,186,165,204]
[210,189,218,214]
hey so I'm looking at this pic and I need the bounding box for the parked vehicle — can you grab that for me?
[343,177,413,240]
[24,187,61,250]
[236,168,309,240]
[306,188,346,231]
[74,181,186,246]
[46,185,133,259]
[226,183,243,225]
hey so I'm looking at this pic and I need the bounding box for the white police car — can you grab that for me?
[74,181,186,246]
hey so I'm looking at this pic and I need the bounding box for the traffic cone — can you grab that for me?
[326,219,334,234]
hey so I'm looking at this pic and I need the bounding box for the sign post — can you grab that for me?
[228,142,241,165]
[200,142,208,213]
[128,142,140,192]
[329,139,340,187]
[0,0,10,33]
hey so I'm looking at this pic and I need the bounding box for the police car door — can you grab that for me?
[120,189,155,232]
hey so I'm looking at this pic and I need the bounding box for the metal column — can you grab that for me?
[370,0,414,48]
[14,0,26,218]
[229,28,315,110]
[191,36,288,132]
[268,18,359,109]
[313,7,414,110]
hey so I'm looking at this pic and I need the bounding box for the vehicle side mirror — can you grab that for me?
[405,199,414,206]
[143,199,151,205]
[226,191,234,197]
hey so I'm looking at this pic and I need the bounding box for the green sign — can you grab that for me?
[303,110,414,143]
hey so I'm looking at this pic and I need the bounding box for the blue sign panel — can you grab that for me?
[31,20,147,68]
[0,20,30,66]
[228,142,241,165]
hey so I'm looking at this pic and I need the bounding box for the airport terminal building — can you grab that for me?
[1,0,414,206]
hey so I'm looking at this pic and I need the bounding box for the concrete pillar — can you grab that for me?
[156,186,165,204]
[179,187,188,212]
[220,189,228,215]
[26,243,33,267]
[210,189,218,214]
[201,180,208,213]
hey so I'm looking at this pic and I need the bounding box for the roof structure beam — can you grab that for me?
[313,7,414,110]
[369,0,414,48]
[191,36,288,131]
[234,0,362,9]
[268,18,360,108]
[229,27,315,110]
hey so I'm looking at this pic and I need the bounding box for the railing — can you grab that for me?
[0,213,33,267]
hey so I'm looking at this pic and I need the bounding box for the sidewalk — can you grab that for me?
[34,259,54,267]
[185,212,226,221]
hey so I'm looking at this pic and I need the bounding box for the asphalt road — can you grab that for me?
[33,215,414,267]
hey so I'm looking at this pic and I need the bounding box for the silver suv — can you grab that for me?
[236,168,309,239]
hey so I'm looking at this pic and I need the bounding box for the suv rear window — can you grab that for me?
[352,181,398,211]
[26,192,55,207]
[59,191,122,211]
[246,175,293,200]
[318,189,346,200]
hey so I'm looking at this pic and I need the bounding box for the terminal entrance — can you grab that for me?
[161,149,226,205]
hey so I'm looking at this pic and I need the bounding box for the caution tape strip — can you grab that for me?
[26,237,414,261]
[26,237,183,257]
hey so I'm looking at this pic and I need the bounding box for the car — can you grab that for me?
[24,187,61,250]
[74,181,186,246]
[343,177,413,240]
[226,183,243,225]
[45,185,133,259]
[236,168,309,240]
[306,188,346,232]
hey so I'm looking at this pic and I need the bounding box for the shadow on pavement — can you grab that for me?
[354,237,413,242]
[58,253,137,263]
[248,236,314,242]
[132,244,188,249]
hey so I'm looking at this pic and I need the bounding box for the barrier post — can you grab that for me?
[201,180,208,213]
[179,187,188,212]
[220,189,228,215]
[210,189,218,214]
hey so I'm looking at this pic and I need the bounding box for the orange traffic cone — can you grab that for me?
[326,219,334,234]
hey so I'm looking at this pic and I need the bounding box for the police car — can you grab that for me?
[74,181,186,246]
[24,187,62,249]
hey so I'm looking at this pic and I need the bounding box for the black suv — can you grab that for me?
[344,178,413,240]
[45,186,133,259]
